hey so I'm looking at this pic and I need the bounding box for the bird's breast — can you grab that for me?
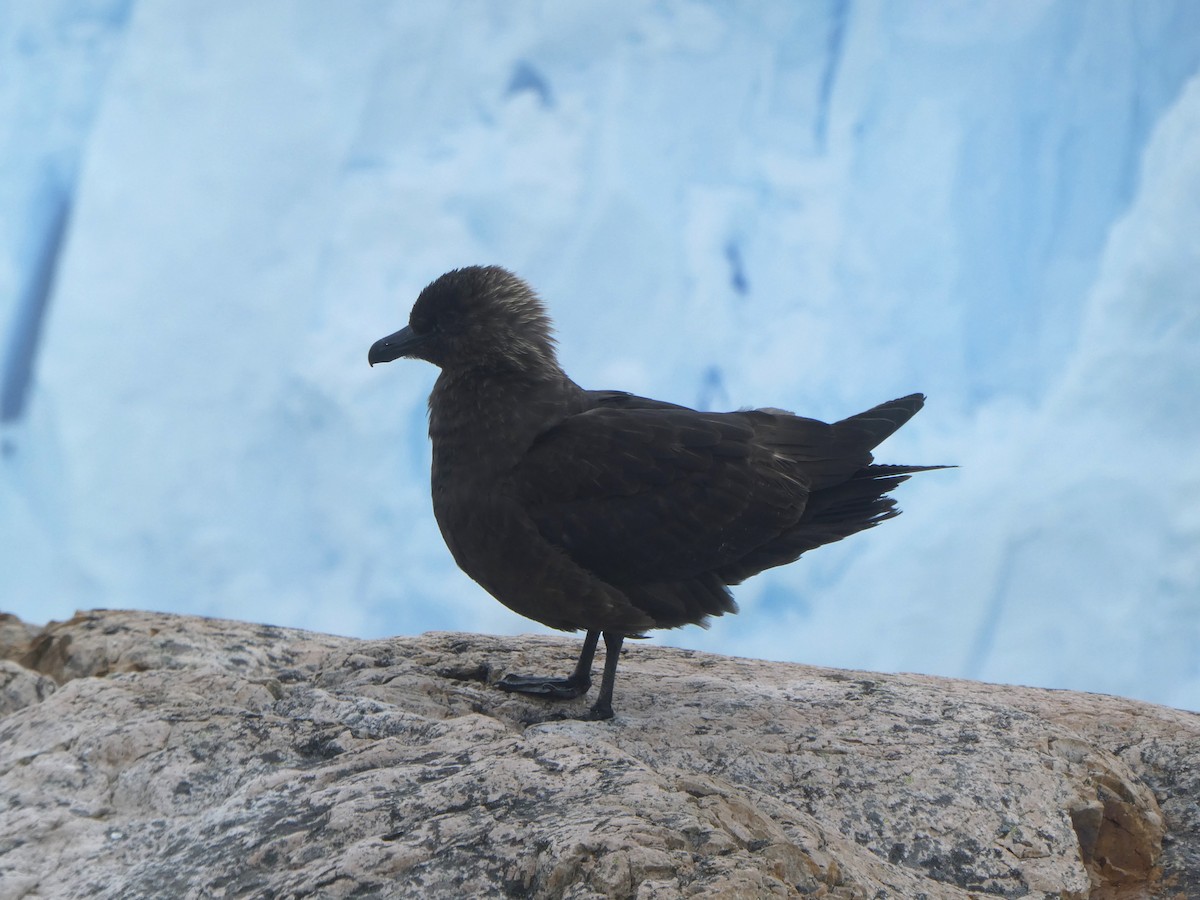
[426,370,583,473]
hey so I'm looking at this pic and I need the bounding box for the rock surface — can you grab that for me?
[0,609,1197,899]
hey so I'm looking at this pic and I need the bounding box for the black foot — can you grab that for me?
[496,673,590,700]
[582,700,614,721]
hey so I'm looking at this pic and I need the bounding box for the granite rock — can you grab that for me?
[1,609,1196,899]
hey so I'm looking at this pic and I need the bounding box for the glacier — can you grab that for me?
[2,1,1199,710]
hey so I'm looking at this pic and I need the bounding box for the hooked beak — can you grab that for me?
[368,325,427,366]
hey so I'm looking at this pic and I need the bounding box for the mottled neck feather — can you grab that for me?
[490,279,561,375]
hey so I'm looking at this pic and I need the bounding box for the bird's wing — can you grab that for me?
[511,406,812,583]
[586,389,694,413]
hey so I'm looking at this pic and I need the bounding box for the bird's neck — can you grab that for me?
[427,367,580,475]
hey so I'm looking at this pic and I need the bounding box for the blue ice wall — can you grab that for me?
[2,2,1199,710]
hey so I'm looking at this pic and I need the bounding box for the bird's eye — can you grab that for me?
[410,316,438,336]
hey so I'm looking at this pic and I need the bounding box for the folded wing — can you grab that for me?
[513,406,813,584]
[511,392,937,630]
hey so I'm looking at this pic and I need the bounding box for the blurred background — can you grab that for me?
[2,1,1198,710]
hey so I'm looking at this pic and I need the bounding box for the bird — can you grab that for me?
[369,265,947,720]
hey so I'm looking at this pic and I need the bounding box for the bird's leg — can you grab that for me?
[582,632,624,721]
[496,629,598,700]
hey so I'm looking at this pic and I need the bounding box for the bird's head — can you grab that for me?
[368,266,560,374]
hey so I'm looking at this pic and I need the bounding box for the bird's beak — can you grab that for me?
[368,325,426,366]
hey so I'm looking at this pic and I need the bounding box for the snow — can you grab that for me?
[2,1,1198,710]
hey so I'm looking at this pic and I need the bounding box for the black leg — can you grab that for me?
[496,629,599,700]
[583,632,624,721]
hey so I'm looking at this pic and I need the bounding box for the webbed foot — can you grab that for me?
[496,673,591,701]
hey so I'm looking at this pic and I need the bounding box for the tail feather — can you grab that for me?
[835,393,926,450]
[762,394,934,491]
[713,394,950,584]
[716,464,941,584]
[865,463,954,477]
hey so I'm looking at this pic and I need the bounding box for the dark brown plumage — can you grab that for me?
[369,265,947,719]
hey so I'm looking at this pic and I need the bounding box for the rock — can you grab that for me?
[0,660,56,717]
[0,608,1196,899]
[0,612,38,661]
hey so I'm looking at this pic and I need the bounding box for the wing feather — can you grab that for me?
[512,407,810,583]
